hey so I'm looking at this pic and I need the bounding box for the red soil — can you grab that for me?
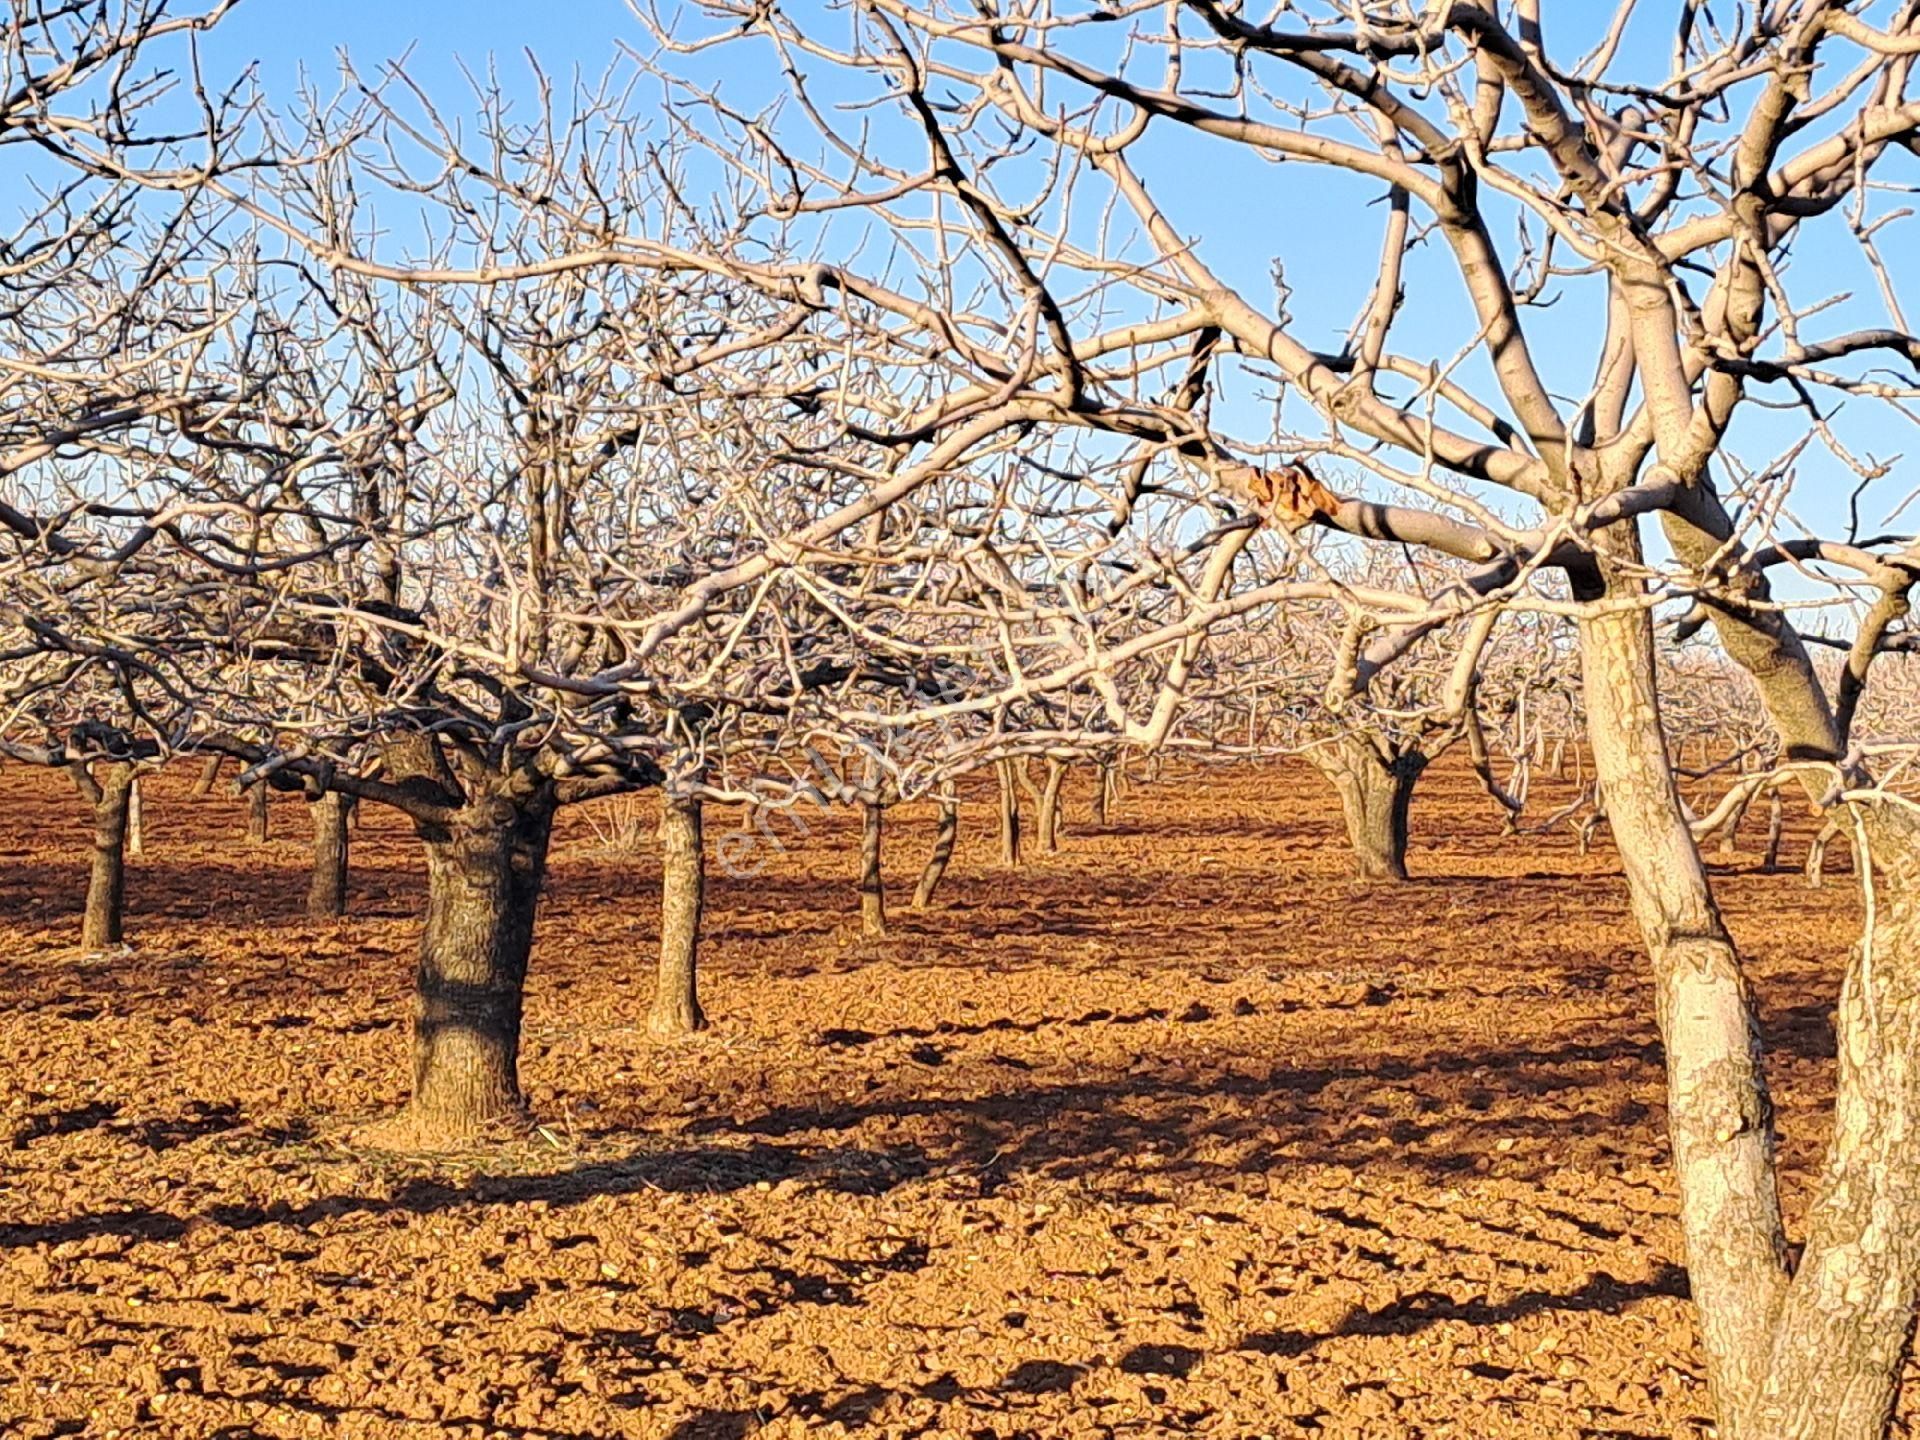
[0,757,1888,1438]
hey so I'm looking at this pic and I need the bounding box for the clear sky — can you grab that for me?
[46,2,1920,626]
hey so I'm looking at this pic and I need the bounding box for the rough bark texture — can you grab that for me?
[912,798,959,910]
[396,795,554,1146]
[307,792,355,920]
[1578,577,1789,1431]
[74,761,134,951]
[859,801,887,937]
[650,792,707,1038]
[1312,734,1426,883]
[1747,805,1920,1439]
[246,782,270,845]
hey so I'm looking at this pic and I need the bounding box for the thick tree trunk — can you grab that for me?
[1037,759,1067,853]
[74,762,135,951]
[307,792,355,920]
[1746,804,1920,1439]
[912,796,959,909]
[246,782,270,844]
[859,800,887,936]
[393,797,554,1146]
[1578,582,1789,1430]
[995,758,1022,868]
[650,792,707,1038]
[1313,734,1425,883]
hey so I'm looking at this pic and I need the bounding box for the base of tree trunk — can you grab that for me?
[647,995,709,1039]
[352,1096,535,1153]
[1312,735,1424,884]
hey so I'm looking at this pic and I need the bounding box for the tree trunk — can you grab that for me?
[393,796,554,1146]
[246,782,270,844]
[1313,734,1425,882]
[1091,761,1111,826]
[191,755,223,798]
[1762,791,1784,873]
[859,800,887,936]
[74,762,135,951]
[1550,736,1567,777]
[650,791,707,1038]
[1038,759,1067,853]
[307,792,355,920]
[995,758,1022,868]
[1717,755,1756,858]
[912,796,959,909]
[1577,578,1789,1429]
[1808,820,1844,889]
[1745,803,1920,1439]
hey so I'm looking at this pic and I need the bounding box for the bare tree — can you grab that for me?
[595,4,1920,1430]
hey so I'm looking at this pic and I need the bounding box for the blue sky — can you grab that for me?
[203,1,638,94]
[34,2,1920,627]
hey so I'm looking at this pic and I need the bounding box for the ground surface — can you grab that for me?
[0,756,1891,1438]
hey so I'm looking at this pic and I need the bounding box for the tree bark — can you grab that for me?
[1808,820,1844,889]
[307,792,355,920]
[912,795,959,909]
[191,755,223,798]
[650,791,707,1038]
[246,781,270,844]
[1578,578,1789,1429]
[1037,759,1067,853]
[393,795,554,1146]
[859,800,887,936]
[74,761,135,951]
[127,777,144,860]
[1746,804,1920,1439]
[1762,791,1785,873]
[1312,734,1426,882]
[1717,759,1756,858]
[995,757,1022,868]
[1091,761,1111,826]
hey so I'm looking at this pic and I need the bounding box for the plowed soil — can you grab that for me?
[0,756,1890,1438]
